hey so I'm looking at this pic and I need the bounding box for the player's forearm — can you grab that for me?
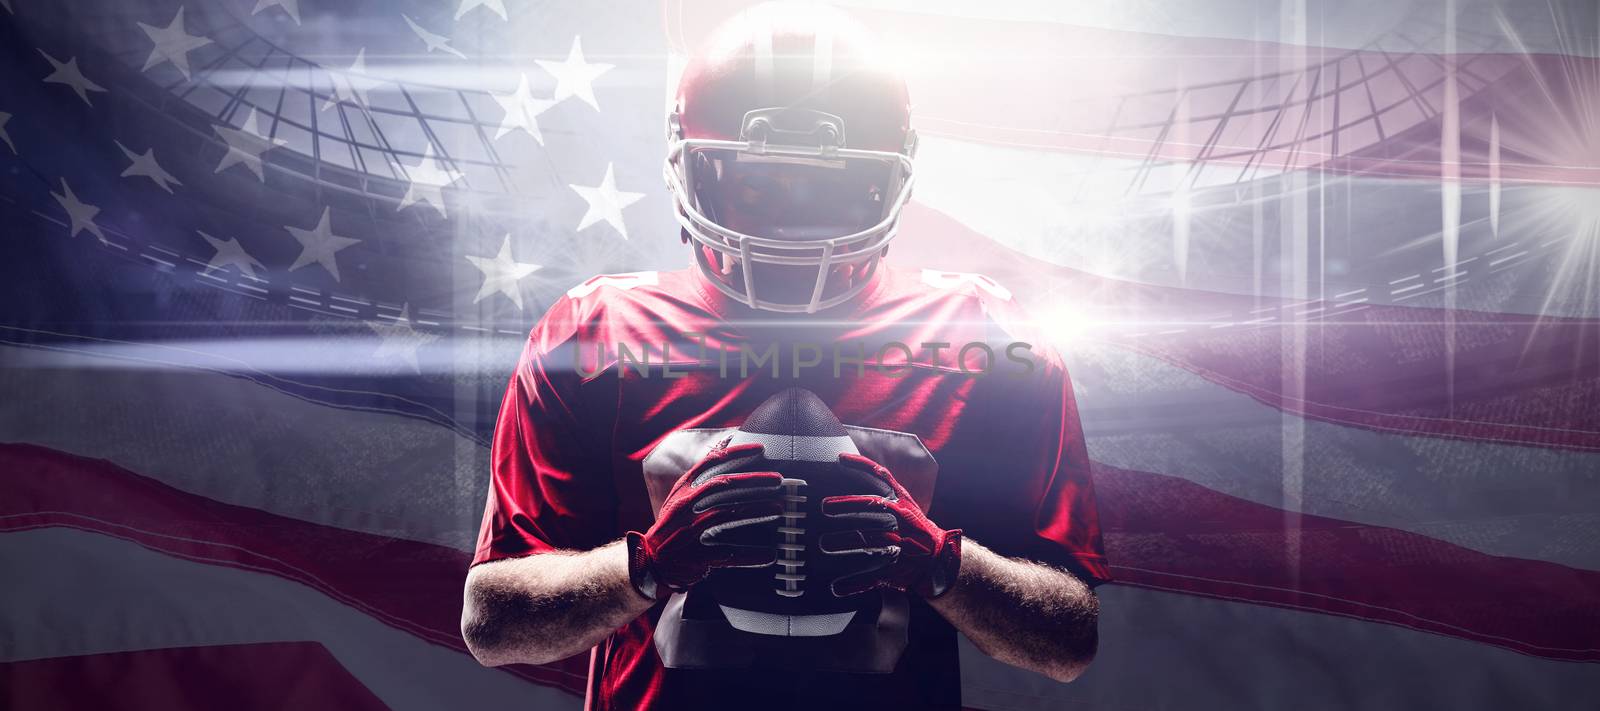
[461,540,652,666]
[927,539,1099,683]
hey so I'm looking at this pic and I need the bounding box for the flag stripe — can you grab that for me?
[828,0,1600,56]
[669,2,1600,185]
[0,443,589,696]
[1095,462,1600,661]
[0,643,391,711]
[6,437,1597,662]
[959,586,1600,711]
[1069,341,1600,571]
[908,134,1590,318]
[0,526,585,711]
[0,341,488,551]
[898,205,1600,451]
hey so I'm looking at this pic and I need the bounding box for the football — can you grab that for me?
[653,387,910,672]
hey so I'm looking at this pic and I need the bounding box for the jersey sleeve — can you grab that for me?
[472,311,616,566]
[936,357,1111,587]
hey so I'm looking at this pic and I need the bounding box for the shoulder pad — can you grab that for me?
[566,271,660,299]
[919,269,1012,302]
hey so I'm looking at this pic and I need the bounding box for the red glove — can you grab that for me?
[626,441,785,600]
[820,453,963,599]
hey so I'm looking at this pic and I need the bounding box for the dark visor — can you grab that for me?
[689,148,894,242]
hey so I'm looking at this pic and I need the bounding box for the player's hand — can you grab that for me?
[819,453,963,599]
[626,441,785,599]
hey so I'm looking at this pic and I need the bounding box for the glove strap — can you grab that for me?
[623,531,660,601]
[924,529,964,599]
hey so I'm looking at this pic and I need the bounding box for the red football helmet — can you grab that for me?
[665,3,918,313]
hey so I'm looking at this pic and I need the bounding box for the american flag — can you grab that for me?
[3,0,1598,708]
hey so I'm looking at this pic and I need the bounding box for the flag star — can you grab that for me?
[466,234,541,309]
[570,163,644,239]
[213,107,287,181]
[0,112,14,154]
[367,305,440,373]
[398,145,467,217]
[116,141,182,193]
[397,143,464,218]
[251,0,300,25]
[197,230,265,279]
[285,206,361,281]
[536,37,613,111]
[454,0,507,21]
[322,48,380,112]
[491,73,555,143]
[402,15,465,59]
[138,7,212,81]
[39,51,107,107]
[50,178,106,242]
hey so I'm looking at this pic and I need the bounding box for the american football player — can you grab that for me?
[462,4,1107,709]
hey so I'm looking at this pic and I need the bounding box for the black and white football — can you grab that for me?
[696,387,892,633]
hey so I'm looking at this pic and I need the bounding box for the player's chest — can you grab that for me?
[608,368,982,513]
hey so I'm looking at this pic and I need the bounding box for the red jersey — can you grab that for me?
[473,265,1108,710]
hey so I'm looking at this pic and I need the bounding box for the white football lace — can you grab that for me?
[776,478,807,597]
